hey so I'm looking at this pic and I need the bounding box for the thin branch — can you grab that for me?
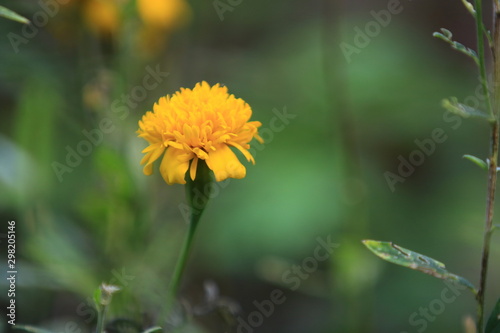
[475,2,500,331]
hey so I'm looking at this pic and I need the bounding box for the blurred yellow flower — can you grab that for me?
[135,0,191,57]
[83,0,120,35]
[137,82,263,185]
[137,0,190,30]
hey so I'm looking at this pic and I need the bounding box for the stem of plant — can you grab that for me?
[162,161,210,325]
[475,0,494,117]
[477,122,498,332]
[165,214,201,311]
[95,303,108,333]
[475,1,500,331]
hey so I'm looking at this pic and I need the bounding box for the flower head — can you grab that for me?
[137,0,191,30]
[137,82,263,185]
[83,0,120,36]
[135,0,191,57]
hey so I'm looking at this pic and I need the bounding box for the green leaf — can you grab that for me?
[14,325,54,333]
[362,240,477,293]
[486,297,500,333]
[461,0,475,14]
[453,41,468,53]
[463,154,488,170]
[93,287,101,308]
[441,97,493,121]
[142,327,163,333]
[0,6,29,24]
[433,29,479,64]
[14,78,62,204]
[433,28,453,40]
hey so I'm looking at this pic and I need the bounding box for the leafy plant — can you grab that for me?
[364,0,500,331]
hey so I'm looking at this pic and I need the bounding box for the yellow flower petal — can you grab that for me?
[141,146,165,175]
[159,148,193,185]
[141,143,162,154]
[228,141,255,164]
[143,162,154,176]
[189,157,198,181]
[206,145,246,182]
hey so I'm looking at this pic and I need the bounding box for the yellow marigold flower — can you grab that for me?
[137,0,191,30]
[135,0,191,57]
[83,0,120,36]
[137,82,263,185]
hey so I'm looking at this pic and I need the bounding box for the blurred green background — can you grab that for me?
[1,0,499,332]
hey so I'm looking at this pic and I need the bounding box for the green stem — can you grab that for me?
[165,213,201,309]
[474,0,494,117]
[477,122,498,332]
[320,1,372,331]
[95,303,108,333]
[475,3,499,332]
[162,161,211,325]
